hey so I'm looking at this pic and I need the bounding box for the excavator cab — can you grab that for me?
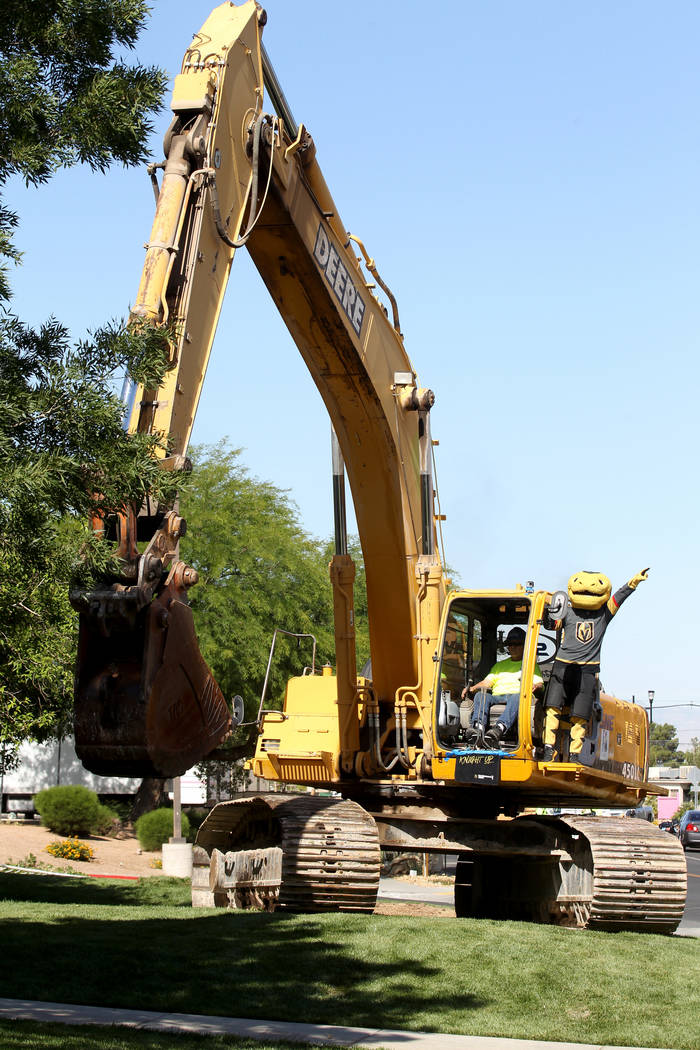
[435,591,557,754]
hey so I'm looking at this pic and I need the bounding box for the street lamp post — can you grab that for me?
[647,689,655,724]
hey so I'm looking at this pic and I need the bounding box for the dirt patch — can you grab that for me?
[375,899,453,917]
[0,820,162,878]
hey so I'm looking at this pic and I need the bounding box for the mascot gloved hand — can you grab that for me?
[543,567,649,764]
[628,567,650,590]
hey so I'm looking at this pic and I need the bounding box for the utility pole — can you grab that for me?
[171,776,183,843]
[162,775,192,878]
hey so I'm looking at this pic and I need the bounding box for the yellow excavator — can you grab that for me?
[71,1,686,932]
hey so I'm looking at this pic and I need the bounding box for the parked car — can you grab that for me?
[678,810,700,851]
[658,819,679,836]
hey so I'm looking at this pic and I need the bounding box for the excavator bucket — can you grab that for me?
[74,590,231,778]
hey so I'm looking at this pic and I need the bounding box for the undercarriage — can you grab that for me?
[192,793,687,934]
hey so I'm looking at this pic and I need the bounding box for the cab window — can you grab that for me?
[436,596,547,749]
[440,611,482,700]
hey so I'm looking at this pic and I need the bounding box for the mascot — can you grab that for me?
[543,568,649,761]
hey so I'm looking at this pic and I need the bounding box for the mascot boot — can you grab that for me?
[569,716,588,756]
[543,707,560,762]
[543,708,589,761]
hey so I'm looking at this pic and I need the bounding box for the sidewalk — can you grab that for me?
[0,999,673,1050]
[379,877,454,907]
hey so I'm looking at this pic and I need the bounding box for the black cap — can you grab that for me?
[505,627,526,646]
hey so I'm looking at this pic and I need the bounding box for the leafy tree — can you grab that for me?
[0,0,165,291]
[182,443,334,716]
[1,319,179,747]
[648,722,684,768]
[682,737,700,767]
[0,2,171,759]
[180,442,370,788]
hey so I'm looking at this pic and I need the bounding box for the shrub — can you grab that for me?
[15,853,39,869]
[93,804,122,836]
[98,797,132,823]
[135,808,190,851]
[184,806,209,832]
[45,838,94,862]
[672,800,696,821]
[34,786,100,836]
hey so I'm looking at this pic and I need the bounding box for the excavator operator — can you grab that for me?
[462,627,544,749]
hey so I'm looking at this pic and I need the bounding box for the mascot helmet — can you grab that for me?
[567,570,611,610]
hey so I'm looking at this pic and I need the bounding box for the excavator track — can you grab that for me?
[558,816,687,932]
[192,794,381,912]
[454,814,687,934]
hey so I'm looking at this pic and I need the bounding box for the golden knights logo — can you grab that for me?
[576,621,594,644]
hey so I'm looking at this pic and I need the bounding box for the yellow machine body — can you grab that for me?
[73,4,688,933]
[252,586,651,810]
[78,0,653,810]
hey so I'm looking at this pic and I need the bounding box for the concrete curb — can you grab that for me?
[0,999,673,1050]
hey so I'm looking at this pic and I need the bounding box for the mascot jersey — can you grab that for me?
[554,582,634,669]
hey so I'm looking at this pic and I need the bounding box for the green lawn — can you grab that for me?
[1,871,697,1049]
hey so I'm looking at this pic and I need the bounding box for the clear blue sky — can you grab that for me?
[6,1,700,748]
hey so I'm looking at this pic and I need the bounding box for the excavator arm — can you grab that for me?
[73,0,446,777]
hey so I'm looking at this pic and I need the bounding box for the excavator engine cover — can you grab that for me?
[74,593,231,778]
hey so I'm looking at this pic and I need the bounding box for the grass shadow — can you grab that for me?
[0,871,189,907]
[0,906,486,1033]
